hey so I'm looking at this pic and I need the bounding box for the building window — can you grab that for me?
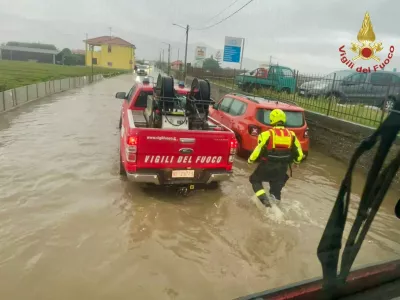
[108,62,112,67]
[108,45,112,53]
[92,58,97,65]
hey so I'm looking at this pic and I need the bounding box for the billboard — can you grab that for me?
[223,36,243,63]
[195,46,206,59]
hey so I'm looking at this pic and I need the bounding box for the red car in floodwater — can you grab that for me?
[209,93,309,158]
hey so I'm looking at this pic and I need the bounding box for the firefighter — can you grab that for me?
[248,109,304,206]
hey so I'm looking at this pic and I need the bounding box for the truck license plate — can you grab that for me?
[172,170,195,178]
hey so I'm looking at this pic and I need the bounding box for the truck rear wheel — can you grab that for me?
[119,153,126,176]
[207,182,220,190]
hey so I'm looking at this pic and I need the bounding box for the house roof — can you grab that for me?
[84,36,136,48]
[72,49,86,55]
[171,60,183,66]
[0,45,59,55]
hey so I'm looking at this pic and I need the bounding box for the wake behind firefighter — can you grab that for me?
[248,109,304,207]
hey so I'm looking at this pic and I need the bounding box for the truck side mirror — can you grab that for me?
[115,92,126,99]
[212,103,218,110]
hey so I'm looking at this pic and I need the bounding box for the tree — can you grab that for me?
[56,48,73,64]
[203,55,220,71]
[55,48,85,66]
[60,48,72,56]
[64,54,85,66]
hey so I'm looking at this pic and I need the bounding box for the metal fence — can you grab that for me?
[183,71,398,128]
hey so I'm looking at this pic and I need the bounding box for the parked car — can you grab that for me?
[300,70,400,111]
[209,93,309,159]
[299,70,356,98]
[136,65,148,76]
[235,65,296,94]
[334,71,400,110]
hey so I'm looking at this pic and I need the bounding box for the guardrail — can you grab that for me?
[0,73,118,113]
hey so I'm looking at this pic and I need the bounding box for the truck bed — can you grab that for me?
[132,110,147,128]
[131,110,225,131]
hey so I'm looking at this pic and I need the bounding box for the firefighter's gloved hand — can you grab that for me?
[248,158,254,164]
[293,160,301,168]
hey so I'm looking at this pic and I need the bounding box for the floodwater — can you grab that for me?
[0,72,399,300]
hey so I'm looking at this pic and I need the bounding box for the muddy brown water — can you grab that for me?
[0,73,399,300]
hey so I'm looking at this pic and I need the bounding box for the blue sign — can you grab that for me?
[223,45,241,63]
[223,36,243,63]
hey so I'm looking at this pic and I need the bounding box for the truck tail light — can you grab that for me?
[248,125,261,136]
[230,138,238,155]
[228,137,238,164]
[126,136,137,163]
[304,127,309,138]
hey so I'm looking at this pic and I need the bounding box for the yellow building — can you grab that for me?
[84,36,136,70]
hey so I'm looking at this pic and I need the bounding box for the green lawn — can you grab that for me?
[0,60,129,91]
[208,76,387,128]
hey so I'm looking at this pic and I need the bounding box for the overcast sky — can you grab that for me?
[0,0,399,73]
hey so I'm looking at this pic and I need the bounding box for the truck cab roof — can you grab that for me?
[136,82,154,92]
[228,93,304,112]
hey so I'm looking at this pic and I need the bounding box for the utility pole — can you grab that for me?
[167,44,171,75]
[162,49,164,63]
[172,23,189,81]
[85,33,88,66]
[162,42,171,75]
[177,48,180,61]
[184,25,189,81]
[91,44,94,82]
[240,38,245,70]
[269,56,278,67]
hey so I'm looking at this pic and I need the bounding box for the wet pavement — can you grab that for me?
[0,71,399,300]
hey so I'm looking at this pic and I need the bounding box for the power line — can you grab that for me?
[205,0,242,23]
[193,0,254,30]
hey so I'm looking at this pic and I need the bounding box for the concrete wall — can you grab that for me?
[61,78,70,91]
[305,111,400,187]
[54,80,61,93]
[0,74,105,113]
[202,78,400,188]
[15,86,28,105]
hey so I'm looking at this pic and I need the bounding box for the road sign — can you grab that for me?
[223,36,243,63]
[195,46,206,60]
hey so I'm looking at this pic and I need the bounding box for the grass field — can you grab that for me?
[0,60,129,91]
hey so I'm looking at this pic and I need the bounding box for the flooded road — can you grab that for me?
[0,73,399,300]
